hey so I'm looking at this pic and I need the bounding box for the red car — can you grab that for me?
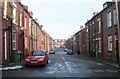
[25,50,49,66]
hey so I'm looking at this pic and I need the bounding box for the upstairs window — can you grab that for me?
[20,13,22,26]
[86,26,88,32]
[3,0,7,18]
[12,3,17,24]
[29,18,31,28]
[107,11,112,28]
[113,8,117,25]
[24,16,27,29]
[97,18,101,33]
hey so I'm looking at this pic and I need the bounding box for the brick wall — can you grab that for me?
[0,0,2,64]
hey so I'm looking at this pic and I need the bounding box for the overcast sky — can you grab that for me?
[21,0,112,39]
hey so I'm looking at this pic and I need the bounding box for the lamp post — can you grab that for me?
[115,0,120,67]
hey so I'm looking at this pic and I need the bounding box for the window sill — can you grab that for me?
[108,26,112,29]
[13,22,18,25]
[13,48,16,51]
[114,24,117,27]
[97,32,101,34]
[108,50,113,52]
[97,51,101,52]
[3,16,8,20]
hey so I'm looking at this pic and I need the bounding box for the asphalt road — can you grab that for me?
[2,48,120,79]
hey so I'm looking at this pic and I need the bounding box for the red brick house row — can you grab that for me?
[0,0,2,64]
[1,0,54,64]
[65,1,120,61]
[85,1,120,61]
[54,39,66,48]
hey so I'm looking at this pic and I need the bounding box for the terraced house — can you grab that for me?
[85,1,120,61]
[1,0,54,64]
[66,1,120,62]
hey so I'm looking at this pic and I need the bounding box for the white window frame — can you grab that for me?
[3,31,7,60]
[29,18,31,28]
[97,18,101,33]
[95,38,101,52]
[86,26,88,32]
[3,0,7,19]
[107,11,112,28]
[98,38,101,52]
[12,3,17,24]
[20,13,22,26]
[24,16,27,30]
[108,36,112,51]
[113,8,117,25]
[12,33,16,50]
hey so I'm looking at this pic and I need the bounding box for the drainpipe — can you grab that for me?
[115,0,120,67]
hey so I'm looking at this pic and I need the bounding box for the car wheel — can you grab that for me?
[43,62,47,67]
[46,60,48,64]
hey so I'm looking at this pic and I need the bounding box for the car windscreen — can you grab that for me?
[32,50,45,56]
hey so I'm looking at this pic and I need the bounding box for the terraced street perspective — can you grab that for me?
[2,48,120,79]
[1,0,120,79]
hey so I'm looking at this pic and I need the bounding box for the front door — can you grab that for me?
[3,31,7,61]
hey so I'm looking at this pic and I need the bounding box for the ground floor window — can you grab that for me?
[96,38,101,52]
[3,31,7,60]
[108,36,112,51]
[12,32,16,50]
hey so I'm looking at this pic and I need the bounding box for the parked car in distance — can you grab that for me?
[66,49,73,55]
[25,50,49,67]
[49,50,55,54]
[64,48,68,52]
[64,48,73,55]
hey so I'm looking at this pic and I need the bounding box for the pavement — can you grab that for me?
[77,54,120,69]
[0,63,23,71]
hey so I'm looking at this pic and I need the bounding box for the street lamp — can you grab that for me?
[115,0,120,67]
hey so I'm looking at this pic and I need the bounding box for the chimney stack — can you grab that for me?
[93,11,98,16]
[80,25,84,30]
[24,5,28,10]
[29,11,33,17]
